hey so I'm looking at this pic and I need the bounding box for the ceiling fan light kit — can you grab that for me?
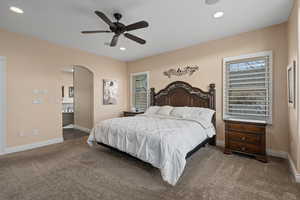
[82,11,149,47]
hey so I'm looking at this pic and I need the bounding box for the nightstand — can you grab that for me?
[224,120,267,163]
[123,111,144,117]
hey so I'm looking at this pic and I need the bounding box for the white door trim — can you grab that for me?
[0,57,6,155]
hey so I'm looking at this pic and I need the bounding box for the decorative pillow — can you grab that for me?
[170,107,192,118]
[144,106,160,115]
[156,106,173,116]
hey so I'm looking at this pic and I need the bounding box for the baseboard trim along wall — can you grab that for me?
[288,154,300,183]
[217,140,299,183]
[4,137,64,155]
[73,125,91,133]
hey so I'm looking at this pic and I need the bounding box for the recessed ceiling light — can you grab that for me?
[120,47,126,51]
[10,6,24,14]
[213,11,224,19]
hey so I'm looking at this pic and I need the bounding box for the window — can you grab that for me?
[223,51,272,124]
[130,72,149,112]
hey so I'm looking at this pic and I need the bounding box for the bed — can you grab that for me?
[87,81,216,185]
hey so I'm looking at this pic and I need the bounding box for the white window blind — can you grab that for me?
[223,51,272,124]
[131,72,149,112]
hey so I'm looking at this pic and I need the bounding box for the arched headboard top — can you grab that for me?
[150,81,216,110]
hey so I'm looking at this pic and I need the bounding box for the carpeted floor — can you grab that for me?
[0,137,299,200]
[63,128,89,141]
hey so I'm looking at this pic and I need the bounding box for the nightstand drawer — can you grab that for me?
[228,141,262,154]
[226,122,265,133]
[227,131,261,144]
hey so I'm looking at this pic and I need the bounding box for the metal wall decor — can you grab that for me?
[163,66,199,78]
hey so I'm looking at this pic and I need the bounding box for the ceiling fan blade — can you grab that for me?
[124,33,146,45]
[81,30,111,34]
[95,11,116,28]
[125,21,149,32]
[110,34,119,47]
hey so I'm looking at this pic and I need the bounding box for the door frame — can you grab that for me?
[0,57,6,155]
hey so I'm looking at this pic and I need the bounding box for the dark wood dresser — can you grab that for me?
[123,111,144,117]
[224,120,267,162]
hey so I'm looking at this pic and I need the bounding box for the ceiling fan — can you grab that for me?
[81,11,149,47]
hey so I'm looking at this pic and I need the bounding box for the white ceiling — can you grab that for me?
[0,0,293,61]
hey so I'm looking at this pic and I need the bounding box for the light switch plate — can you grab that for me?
[33,99,42,104]
[33,129,39,135]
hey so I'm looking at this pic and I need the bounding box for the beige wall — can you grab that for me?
[74,66,93,129]
[0,28,128,148]
[61,71,73,103]
[287,0,300,172]
[128,23,289,153]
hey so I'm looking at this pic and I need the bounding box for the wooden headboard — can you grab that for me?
[150,81,216,145]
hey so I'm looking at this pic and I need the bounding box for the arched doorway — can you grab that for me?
[61,65,94,140]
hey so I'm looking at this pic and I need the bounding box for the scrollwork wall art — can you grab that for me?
[163,66,199,78]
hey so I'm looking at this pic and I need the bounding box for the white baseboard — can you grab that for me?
[73,125,91,133]
[267,149,288,159]
[63,124,74,129]
[288,154,300,183]
[3,137,64,155]
[216,140,225,147]
[216,140,288,159]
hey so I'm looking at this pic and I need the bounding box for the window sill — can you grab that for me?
[223,117,267,124]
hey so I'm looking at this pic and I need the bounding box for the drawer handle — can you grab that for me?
[242,137,246,141]
[241,147,246,151]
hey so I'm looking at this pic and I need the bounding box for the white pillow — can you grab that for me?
[144,106,160,115]
[156,106,173,116]
[170,107,192,118]
[189,107,215,119]
[184,107,215,128]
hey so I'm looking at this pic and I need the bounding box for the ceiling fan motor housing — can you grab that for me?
[110,22,125,35]
[109,13,125,35]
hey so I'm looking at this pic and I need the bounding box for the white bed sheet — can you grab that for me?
[87,114,215,185]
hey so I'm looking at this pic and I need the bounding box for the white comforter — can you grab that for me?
[87,114,215,185]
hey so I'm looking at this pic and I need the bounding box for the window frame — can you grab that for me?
[223,51,273,124]
[130,71,150,111]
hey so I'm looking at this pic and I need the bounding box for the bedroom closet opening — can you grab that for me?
[61,66,94,140]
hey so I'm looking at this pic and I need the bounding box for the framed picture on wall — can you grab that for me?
[69,86,74,98]
[287,61,296,108]
[103,79,118,105]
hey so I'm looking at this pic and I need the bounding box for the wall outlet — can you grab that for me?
[33,129,39,135]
